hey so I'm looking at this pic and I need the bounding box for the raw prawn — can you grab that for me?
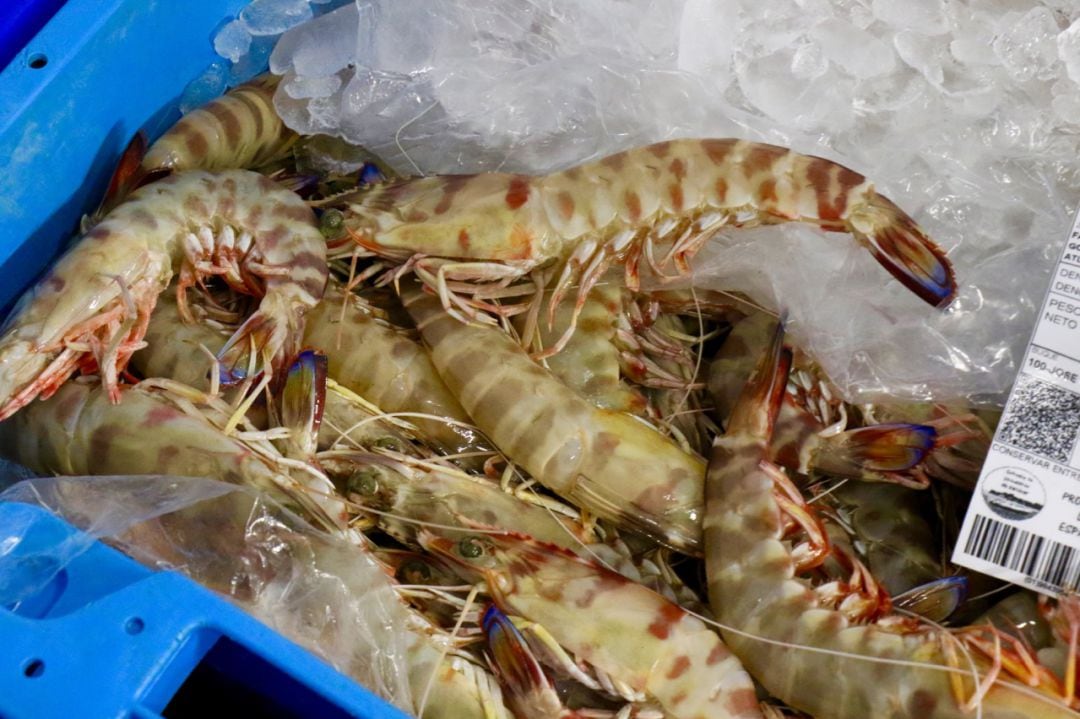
[420,529,762,719]
[401,281,706,554]
[337,139,956,354]
[704,321,1078,718]
[0,170,327,419]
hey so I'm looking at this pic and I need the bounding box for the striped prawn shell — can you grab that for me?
[342,138,954,307]
[142,74,298,173]
[422,531,762,719]
[0,170,325,417]
[401,281,706,554]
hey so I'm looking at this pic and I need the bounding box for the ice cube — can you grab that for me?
[270,3,359,76]
[229,35,276,84]
[213,19,253,63]
[871,0,946,35]
[949,13,998,65]
[676,0,737,90]
[893,32,944,87]
[283,73,343,99]
[1052,79,1080,124]
[179,61,229,114]
[811,18,895,78]
[1059,18,1080,85]
[992,8,1062,83]
[240,0,314,37]
[791,40,828,80]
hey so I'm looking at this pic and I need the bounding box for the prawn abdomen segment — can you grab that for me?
[142,74,298,173]
[403,284,705,552]
[345,173,555,262]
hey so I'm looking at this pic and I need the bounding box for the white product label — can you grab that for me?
[953,209,1080,597]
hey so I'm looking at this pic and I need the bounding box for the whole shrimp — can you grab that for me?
[337,139,956,353]
[0,170,327,420]
[401,280,706,554]
[420,529,762,719]
[704,321,1079,718]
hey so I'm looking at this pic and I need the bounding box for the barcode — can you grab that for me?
[964,514,1080,593]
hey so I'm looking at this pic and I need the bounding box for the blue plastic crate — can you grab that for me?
[0,3,407,716]
[0,502,410,719]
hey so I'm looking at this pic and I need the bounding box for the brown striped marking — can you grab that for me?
[507,224,534,260]
[668,158,687,181]
[246,203,265,228]
[602,152,626,171]
[808,159,865,222]
[701,139,737,165]
[556,190,575,221]
[714,178,729,204]
[434,175,473,215]
[145,405,179,427]
[457,228,471,251]
[648,141,672,158]
[568,567,626,610]
[665,655,691,680]
[505,176,530,210]
[278,203,314,224]
[89,424,123,464]
[182,126,210,158]
[43,273,66,292]
[706,643,729,665]
[908,689,937,715]
[744,144,787,179]
[646,602,684,640]
[724,688,759,715]
[625,190,642,222]
[183,195,209,216]
[756,178,778,205]
[205,102,242,146]
[129,207,159,230]
[668,182,684,212]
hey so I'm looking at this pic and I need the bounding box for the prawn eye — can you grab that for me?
[374,436,405,452]
[319,208,345,237]
[458,537,485,559]
[400,560,433,584]
[348,468,380,497]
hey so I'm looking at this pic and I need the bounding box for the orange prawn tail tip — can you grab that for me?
[849,192,957,309]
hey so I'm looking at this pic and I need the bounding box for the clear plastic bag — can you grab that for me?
[0,475,415,712]
[259,0,1080,405]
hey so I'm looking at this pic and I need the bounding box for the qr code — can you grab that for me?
[997,374,1080,462]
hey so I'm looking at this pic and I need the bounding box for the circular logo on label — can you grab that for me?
[981,466,1046,521]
